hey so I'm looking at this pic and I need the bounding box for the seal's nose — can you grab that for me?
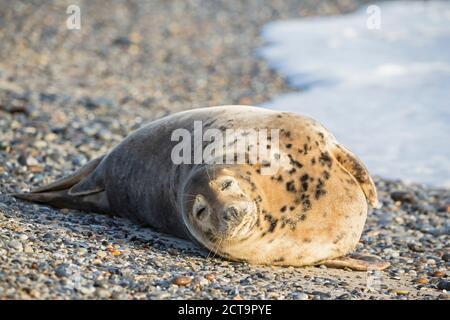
[221,202,253,223]
[222,205,240,221]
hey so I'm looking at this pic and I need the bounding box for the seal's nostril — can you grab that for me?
[223,206,239,221]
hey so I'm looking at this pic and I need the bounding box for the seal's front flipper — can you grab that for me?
[330,144,379,208]
[12,156,109,213]
[320,254,390,271]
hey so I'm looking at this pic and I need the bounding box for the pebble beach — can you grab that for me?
[0,0,448,300]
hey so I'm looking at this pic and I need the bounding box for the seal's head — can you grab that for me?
[182,166,258,251]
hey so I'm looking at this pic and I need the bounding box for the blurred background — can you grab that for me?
[1,0,448,191]
[0,0,375,192]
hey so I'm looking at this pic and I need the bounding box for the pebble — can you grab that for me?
[95,288,112,299]
[432,271,445,277]
[437,280,450,291]
[292,292,309,300]
[390,191,415,203]
[8,240,23,251]
[97,251,107,258]
[312,291,331,300]
[395,290,409,296]
[172,276,192,286]
[205,274,215,281]
[54,264,69,278]
[414,278,429,285]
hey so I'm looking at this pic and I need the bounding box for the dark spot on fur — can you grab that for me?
[333,233,345,244]
[273,257,285,263]
[299,194,311,212]
[300,174,309,191]
[262,160,271,167]
[286,180,296,192]
[288,154,303,169]
[319,152,333,168]
[281,217,296,231]
[286,143,292,149]
[315,178,327,200]
[280,206,287,213]
[264,214,278,233]
[303,143,309,155]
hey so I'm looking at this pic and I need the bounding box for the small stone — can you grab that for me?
[415,278,429,285]
[106,245,121,255]
[408,243,424,253]
[437,280,450,291]
[172,276,192,286]
[233,294,243,300]
[395,290,409,296]
[23,244,34,253]
[432,271,445,277]
[442,253,450,262]
[25,155,39,166]
[292,292,309,300]
[390,191,415,203]
[95,288,112,299]
[55,264,69,278]
[8,240,23,251]
[312,291,331,300]
[29,289,41,299]
[28,165,43,173]
[97,251,107,258]
[205,274,215,281]
[337,293,351,300]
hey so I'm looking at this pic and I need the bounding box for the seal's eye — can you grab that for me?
[195,206,207,219]
[220,179,233,191]
[192,195,210,221]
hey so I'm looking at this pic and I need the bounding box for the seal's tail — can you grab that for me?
[329,143,379,208]
[11,156,110,213]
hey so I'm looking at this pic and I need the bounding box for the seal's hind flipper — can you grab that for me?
[12,156,109,213]
[331,144,379,208]
[319,254,390,271]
